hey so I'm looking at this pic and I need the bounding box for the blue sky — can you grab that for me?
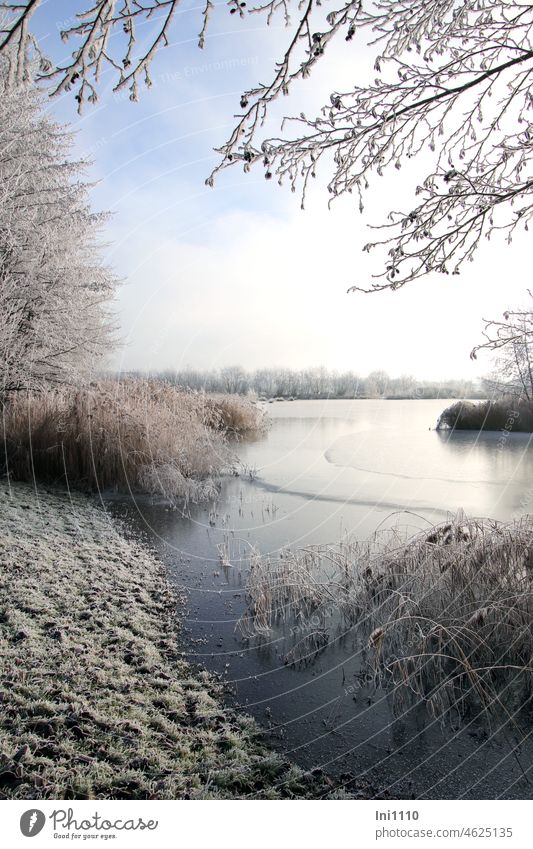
[27,1,533,379]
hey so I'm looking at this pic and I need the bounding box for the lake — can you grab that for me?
[105,399,533,799]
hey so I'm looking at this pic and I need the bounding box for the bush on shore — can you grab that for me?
[0,380,266,505]
[436,398,533,432]
[241,513,533,726]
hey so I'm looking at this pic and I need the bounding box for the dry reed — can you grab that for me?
[0,380,266,505]
[241,514,533,726]
[437,398,533,431]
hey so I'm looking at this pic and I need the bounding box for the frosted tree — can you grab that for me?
[2,1,533,290]
[472,303,533,401]
[0,58,118,395]
[220,366,249,394]
[366,369,390,398]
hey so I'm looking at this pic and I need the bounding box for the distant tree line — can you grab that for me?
[118,367,485,401]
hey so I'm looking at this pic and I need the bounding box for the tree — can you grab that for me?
[366,369,390,398]
[2,1,533,294]
[472,302,533,401]
[220,365,249,394]
[0,58,118,395]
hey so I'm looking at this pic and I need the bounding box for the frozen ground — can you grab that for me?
[0,482,356,799]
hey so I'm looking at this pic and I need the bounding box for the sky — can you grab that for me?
[27,0,533,380]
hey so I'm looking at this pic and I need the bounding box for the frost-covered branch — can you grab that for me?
[472,296,533,400]
[3,1,533,288]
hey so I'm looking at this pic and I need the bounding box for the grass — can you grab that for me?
[0,380,267,506]
[437,398,533,432]
[241,513,533,728]
[0,483,363,800]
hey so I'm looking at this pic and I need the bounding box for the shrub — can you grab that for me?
[1,380,266,504]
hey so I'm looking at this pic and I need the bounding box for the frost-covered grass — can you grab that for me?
[241,514,533,726]
[1,380,266,506]
[0,483,355,800]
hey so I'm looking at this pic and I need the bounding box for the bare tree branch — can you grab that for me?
[472,296,533,400]
[3,1,533,289]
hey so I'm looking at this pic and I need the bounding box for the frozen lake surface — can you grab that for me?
[106,399,533,799]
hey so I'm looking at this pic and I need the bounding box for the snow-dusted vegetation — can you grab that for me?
[1,381,266,505]
[241,514,533,726]
[0,484,348,799]
[4,1,533,293]
[0,59,266,504]
[0,44,283,803]
[142,366,484,401]
[437,399,533,432]
[0,59,118,395]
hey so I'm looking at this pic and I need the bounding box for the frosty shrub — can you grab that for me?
[1,380,265,504]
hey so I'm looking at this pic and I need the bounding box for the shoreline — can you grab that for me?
[0,482,370,800]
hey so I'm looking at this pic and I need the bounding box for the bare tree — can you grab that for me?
[472,301,533,401]
[144,365,479,398]
[366,369,390,398]
[220,365,249,395]
[2,1,533,292]
[0,59,118,395]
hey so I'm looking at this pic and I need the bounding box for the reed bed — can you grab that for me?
[0,380,266,505]
[241,514,533,725]
[202,393,267,435]
[437,398,533,431]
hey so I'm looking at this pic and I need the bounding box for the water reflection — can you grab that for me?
[436,429,533,518]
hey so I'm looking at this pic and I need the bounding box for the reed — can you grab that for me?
[437,398,533,432]
[241,514,533,725]
[202,393,267,435]
[1,380,266,504]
